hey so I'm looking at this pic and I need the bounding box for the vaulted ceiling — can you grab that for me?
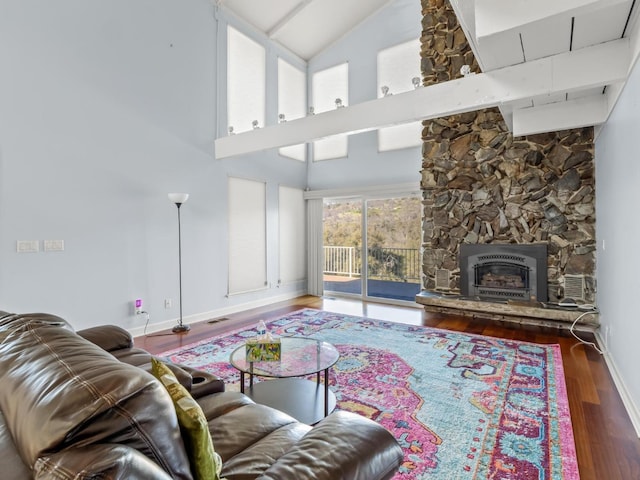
[217,0,393,61]
[215,0,640,159]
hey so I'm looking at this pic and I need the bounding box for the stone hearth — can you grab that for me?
[415,291,599,329]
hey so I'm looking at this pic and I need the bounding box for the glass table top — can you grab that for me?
[230,336,339,378]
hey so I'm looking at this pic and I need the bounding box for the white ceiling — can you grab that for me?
[215,0,640,158]
[216,0,393,60]
[452,0,636,132]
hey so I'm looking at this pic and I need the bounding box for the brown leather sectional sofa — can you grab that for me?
[0,311,403,480]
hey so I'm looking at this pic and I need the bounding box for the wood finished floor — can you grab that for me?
[135,295,640,480]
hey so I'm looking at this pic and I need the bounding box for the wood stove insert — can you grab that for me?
[460,244,548,302]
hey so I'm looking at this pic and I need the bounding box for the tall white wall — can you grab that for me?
[0,0,422,332]
[0,0,307,331]
[595,58,640,433]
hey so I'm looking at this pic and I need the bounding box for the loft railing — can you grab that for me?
[323,246,420,282]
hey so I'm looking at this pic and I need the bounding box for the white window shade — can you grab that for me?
[278,186,306,284]
[228,177,267,295]
[378,123,422,151]
[227,27,266,134]
[278,58,307,161]
[278,58,306,121]
[378,39,421,96]
[279,144,307,161]
[312,63,349,161]
[313,134,348,160]
[377,39,422,151]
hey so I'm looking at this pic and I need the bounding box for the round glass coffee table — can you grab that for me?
[230,337,339,425]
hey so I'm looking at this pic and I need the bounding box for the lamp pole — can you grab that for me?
[169,193,190,333]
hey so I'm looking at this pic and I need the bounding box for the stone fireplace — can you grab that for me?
[415,0,597,326]
[418,113,596,303]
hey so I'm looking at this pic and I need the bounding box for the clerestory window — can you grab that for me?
[311,63,349,161]
[227,26,266,135]
[377,39,422,151]
[278,58,307,161]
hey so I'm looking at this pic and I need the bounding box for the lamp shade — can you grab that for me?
[168,193,189,205]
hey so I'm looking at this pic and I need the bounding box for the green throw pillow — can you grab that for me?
[151,358,223,480]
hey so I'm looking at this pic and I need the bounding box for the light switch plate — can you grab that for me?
[44,240,64,252]
[17,240,39,253]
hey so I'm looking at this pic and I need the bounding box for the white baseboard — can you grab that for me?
[594,331,640,438]
[128,290,307,339]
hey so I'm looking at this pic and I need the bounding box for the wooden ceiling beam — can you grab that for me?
[215,38,630,159]
[512,94,610,137]
[266,0,314,39]
[475,0,628,41]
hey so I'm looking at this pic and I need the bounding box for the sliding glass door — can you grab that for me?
[323,194,421,303]
[365,197,421,301]
[323,199,363,296]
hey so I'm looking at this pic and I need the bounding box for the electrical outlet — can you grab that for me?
[164,299,172,309]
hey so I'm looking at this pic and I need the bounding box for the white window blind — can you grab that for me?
[228,177,267,295]
[278,58,307,161]
[312,63,348,161]
[378,122,422,151]
[377,39,422,151]
[278,186,306,284]
[280,143,307,163]
[227,27,265,134]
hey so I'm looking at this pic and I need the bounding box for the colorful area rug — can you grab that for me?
[158,309,579,480]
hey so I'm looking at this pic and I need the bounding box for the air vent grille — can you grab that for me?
[435,269,450,290]
[564,274,585,301]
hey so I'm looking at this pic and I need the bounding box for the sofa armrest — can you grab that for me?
[76,324,224,397]
[77,325,134,351]
[258,411,403,480]
[33,444,174,480]
[179,364,225,397]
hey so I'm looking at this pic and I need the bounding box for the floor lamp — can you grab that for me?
[168,193,190,333]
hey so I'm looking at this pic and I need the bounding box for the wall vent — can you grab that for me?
[435,269,450,290]
[564,274,585,301]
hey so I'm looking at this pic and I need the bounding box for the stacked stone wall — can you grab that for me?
[419,0,596,303]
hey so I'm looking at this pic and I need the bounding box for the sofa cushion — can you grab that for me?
[196,391,312,479]
[34,444,175,480]
[0,314,193,480]
[0,410,31,480]
[76,324,134,351]
[151,358,223,480]
[258,410,404,480]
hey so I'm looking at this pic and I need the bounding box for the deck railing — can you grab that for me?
[323,246,359,277]
[323,246,420,281]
